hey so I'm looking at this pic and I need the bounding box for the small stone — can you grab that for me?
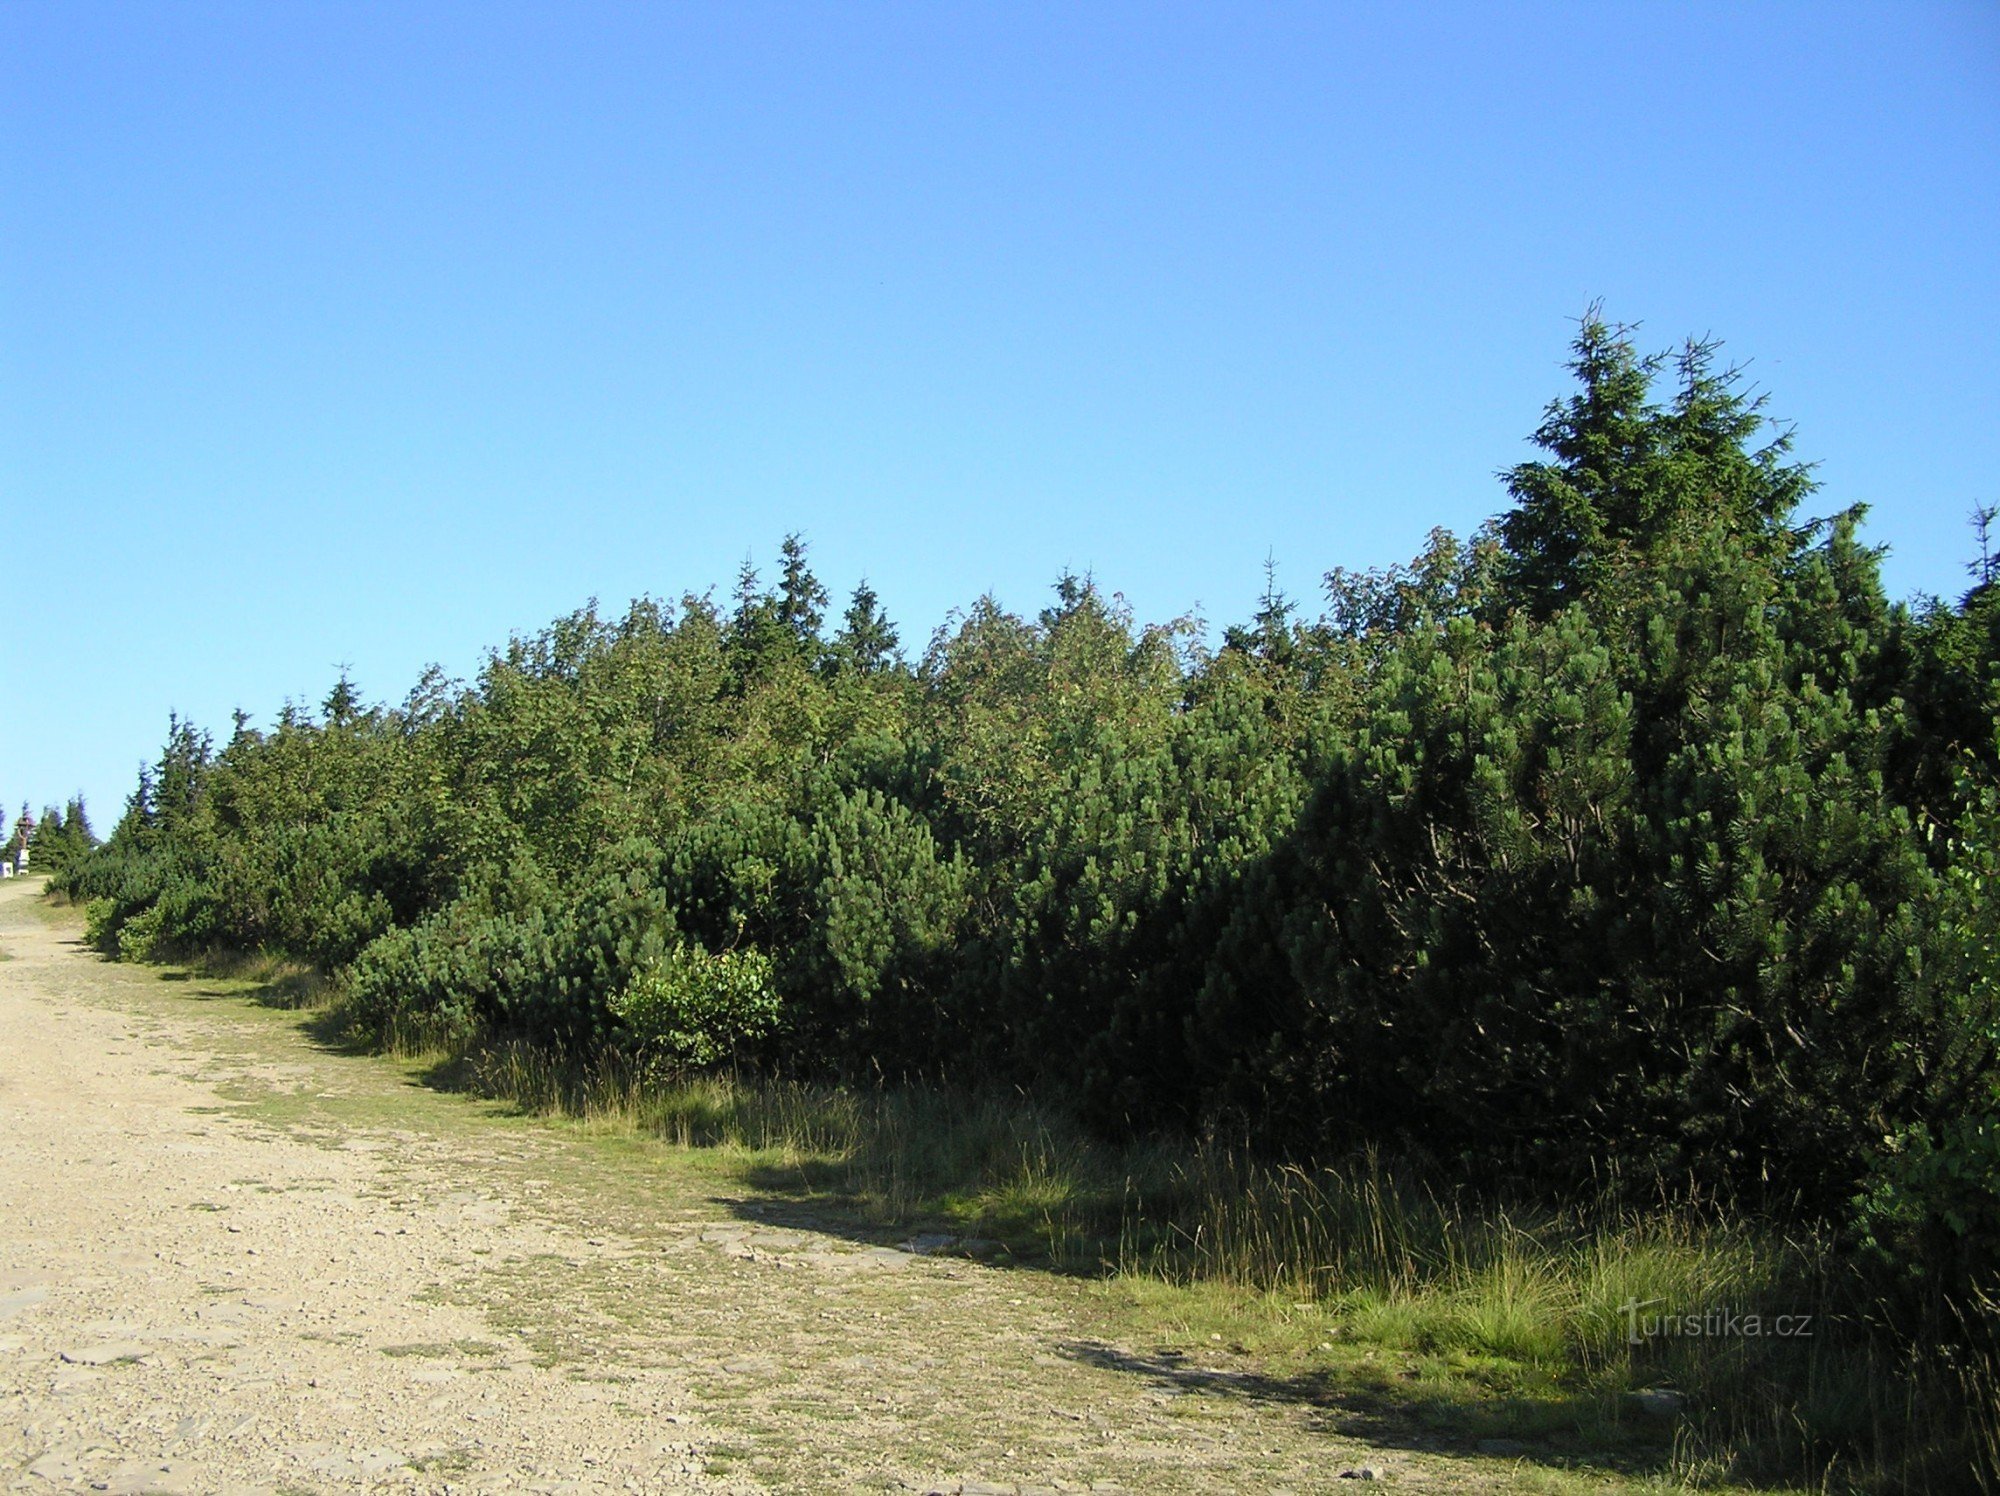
[1338,1467,1382,1481]
[1628,1387,1684,1418]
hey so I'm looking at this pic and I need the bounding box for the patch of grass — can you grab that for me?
[702,1443,751,1475]
[165,948,334,1011]
[1121,1155,2000,1490]
[407,1449,474,1476]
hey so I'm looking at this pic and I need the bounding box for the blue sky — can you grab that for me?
[3,2,1996,826]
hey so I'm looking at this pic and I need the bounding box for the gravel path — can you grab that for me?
[0,881,748,1495]
[0,880,1514,1495]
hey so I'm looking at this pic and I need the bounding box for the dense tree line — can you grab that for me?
[58,318,2000,1313]
[0,798,94,873]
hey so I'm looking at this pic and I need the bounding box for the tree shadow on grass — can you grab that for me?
[150,962,372,1057]
[1050,1338,1674,1482]
[704,1188,1002,1257]
[718,1162,1128,1279]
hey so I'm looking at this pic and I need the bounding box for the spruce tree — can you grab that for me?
[1497,309,1664,615]
[776,533,828,653]
[323,673,361,727]
[831,580,900,675]
[727,554,791,680]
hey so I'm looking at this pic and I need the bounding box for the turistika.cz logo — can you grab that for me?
[1620,1298,1814,1346]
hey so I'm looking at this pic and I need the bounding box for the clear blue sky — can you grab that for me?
[3,2,1996,827]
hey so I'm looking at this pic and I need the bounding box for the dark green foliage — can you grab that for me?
[830,578,900,676]
[1222,554,1301,668]
[348,896,558,1045]
[1850,803,2000,1315]
[347,839,684,1047]
[1159,326,1982,1226]
[27,798,96,875]
[1891,541,2000,826]
[775,532,828,654]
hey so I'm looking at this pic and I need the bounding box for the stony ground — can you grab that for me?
[0,879,1627,1494]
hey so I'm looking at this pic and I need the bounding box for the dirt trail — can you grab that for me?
[0,880,1502,1494]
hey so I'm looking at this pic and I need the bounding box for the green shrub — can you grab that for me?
[346,890,569,1046]
[1851,816,2000,1307]
[81,897,121,952]
[115,903,166,962]
[1857,1117,2000,1291]
[612,941,781,1068]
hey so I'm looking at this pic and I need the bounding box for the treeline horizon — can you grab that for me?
[57,316,2000,1345]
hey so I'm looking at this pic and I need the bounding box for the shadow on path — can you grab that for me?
[1053,1338,1668,1481]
